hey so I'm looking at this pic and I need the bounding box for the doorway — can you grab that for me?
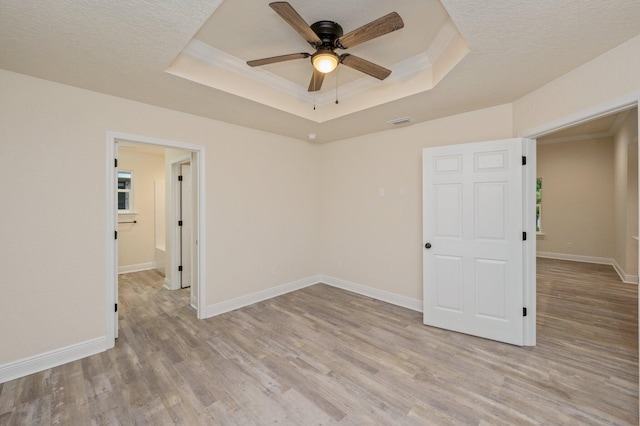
[520,96,639,346]
[535,108,638,283]
[106,132,207,347]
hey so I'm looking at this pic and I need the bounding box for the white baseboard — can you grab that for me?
[3,276,422,383]
[320,275,423,312]
[536,251,613,265]
[205,274,423,318]
[537,252,638,284]
[0,337,108,384]
[118,262,156,274]
[163,278,172,290]
[205,275,322,318]
[612,259,639,284]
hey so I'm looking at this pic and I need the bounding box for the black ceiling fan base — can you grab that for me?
[310,21,343,47]
[247,3,403,91]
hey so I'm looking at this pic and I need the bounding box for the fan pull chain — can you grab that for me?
[313,72,317,110]
[335,66,339,104]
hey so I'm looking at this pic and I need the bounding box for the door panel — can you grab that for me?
[434,255,463,311]
[434,184,462,237]
[423,138,524,346]
[475,258,507,319]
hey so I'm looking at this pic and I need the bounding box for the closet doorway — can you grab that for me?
[106,132,206,345]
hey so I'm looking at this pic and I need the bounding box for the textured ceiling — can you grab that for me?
[1,0,640,143]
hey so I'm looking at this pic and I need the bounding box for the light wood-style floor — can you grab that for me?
[1,258,637,425]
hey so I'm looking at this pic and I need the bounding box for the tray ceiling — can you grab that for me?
[1,0,640,142]
[167,0,469,122]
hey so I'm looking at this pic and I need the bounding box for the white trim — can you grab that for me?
[106,137,117,347]
[537,131,613,145]
[184,40,311,103]
[204,274,424,318]
[537,251,614,265]
[205,276,322,318]
[163,278,172,290]
[320,275,423,312]
[106,131,207,342]
[612,260,639,285]
[537,252,639,284]
[195,150,207,320]
[118,262,156,274]
[0,337,107,384]
[519,91,640,139]
[523,138,537,346]
[536,110,631,145]
[181,21,455,108]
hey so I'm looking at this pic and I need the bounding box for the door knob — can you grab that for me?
[425,243,432,249]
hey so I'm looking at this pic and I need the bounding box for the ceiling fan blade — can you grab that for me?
[336,12,404,49]
[308,68,325,92]
[270,2,321,46]
[340,54,391,80]
[247,52,310,67]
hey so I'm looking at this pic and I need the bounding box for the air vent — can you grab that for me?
[387,116,414,126]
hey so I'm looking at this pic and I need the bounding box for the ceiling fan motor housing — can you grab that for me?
[310,21,343,48]
[248,3,403,91]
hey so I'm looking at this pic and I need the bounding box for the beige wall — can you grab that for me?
[117,149,165,270]
[319,105,514,301]
[1,31,639,373]
[0,69,321,364]
[536,138,615,258]
[513,35,640,135]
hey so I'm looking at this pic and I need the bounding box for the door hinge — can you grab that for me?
[114,158,118,167]
[523,231,527,241]
[178,175,183,181]
[522,156,527,165]
[114,230,118,240]
[523,307,527,317]
[115,303,118,312]
[178,220,183,227]
[178,265,183,272]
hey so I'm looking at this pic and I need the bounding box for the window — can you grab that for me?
[536,178,542,233]
[118,170,133,213]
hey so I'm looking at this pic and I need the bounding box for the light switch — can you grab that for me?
[378,187,385,197]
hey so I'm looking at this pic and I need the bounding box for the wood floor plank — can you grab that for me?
[0,259,637,424]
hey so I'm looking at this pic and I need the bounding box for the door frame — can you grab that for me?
[518,91,640,346]
[105,132,207,348]
[168,157,192,292]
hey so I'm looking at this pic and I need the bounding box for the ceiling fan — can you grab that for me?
[247,2,404,92]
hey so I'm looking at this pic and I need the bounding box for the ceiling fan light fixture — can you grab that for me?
[312,50,339,73]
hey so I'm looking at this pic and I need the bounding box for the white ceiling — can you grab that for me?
[1,0,640,143]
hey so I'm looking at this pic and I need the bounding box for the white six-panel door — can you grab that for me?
[423,138,525,346]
